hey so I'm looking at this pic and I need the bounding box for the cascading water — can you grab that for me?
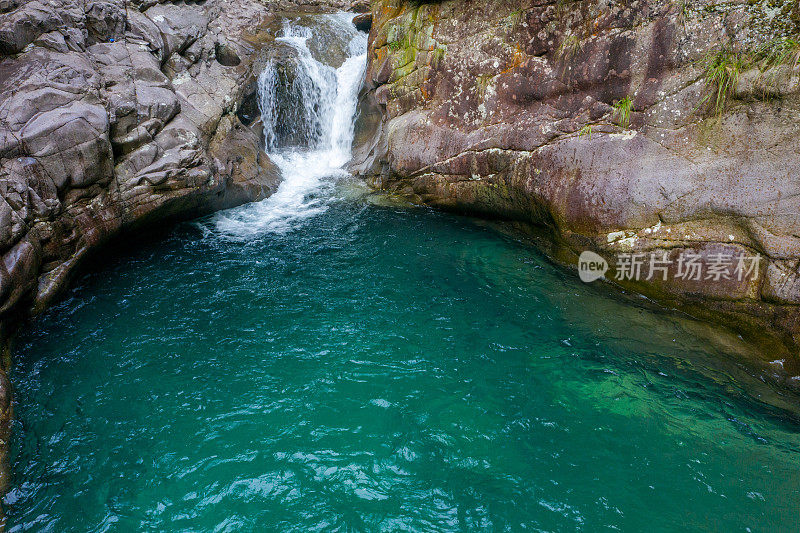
[215,14,368,236]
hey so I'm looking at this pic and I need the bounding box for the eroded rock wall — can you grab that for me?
[354,0,800,382]
[0,0,284,330]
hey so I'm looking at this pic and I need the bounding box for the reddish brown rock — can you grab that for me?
[353,0,800,384]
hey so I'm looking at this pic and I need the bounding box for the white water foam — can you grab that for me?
[214,13,367,237]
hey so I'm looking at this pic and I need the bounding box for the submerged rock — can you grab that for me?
[353,0,800,383]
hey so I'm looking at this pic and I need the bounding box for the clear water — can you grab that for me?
[5,12,800,533]
[6,199,800,531]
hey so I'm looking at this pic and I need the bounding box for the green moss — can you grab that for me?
[386,23,406,50]
[431,45,447,68]
[386,1,450,84]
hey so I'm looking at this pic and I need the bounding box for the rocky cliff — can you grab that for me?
[353,0,800,385]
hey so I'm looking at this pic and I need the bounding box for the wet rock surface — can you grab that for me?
[353,0,800,384]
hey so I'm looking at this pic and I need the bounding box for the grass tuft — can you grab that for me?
[577,124,594,139]
[612,96,634,129]
[701,49,745,115]
[557,33,583,62]
[755,36,800,75]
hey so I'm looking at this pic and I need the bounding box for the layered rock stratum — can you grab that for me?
[353,0,800,385]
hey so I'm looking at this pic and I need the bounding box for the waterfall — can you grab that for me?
[215,13,368,236]
[258,23,338,153]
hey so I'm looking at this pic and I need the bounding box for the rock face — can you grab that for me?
[353,0,800,384]
[0,0,285,331]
